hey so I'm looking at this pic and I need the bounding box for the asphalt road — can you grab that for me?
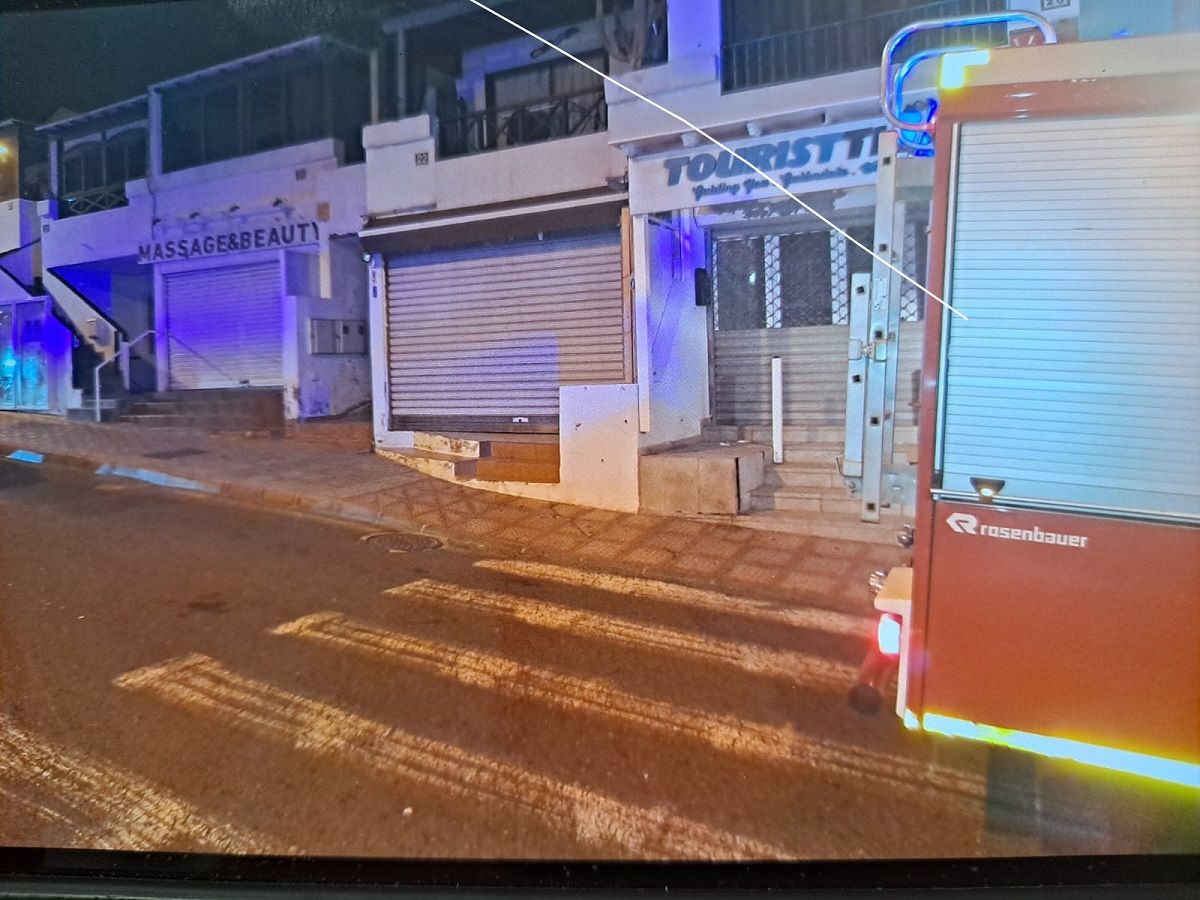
[0,459,1069,859]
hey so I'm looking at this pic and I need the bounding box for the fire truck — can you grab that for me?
[843,12,1200,843]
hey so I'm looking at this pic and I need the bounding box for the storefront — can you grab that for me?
[144,216,370,419]
[365,194,632,435]
[629,119,927,437]
[381,230,629,434]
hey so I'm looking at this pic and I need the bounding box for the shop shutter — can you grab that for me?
[711,225,925,427]
[384,233,627,429]
[712,322,923,426]
[164,262,283,390]
[938,115,1200,520]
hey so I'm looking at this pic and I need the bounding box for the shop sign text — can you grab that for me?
[663,126,884,204]
[138,221,320,265]
[630,121,888,214]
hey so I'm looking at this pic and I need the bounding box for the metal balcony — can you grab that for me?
[721,0,1009,93]
[437,89,608,159]
[58,183,129,218]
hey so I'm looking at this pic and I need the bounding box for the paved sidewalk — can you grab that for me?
[0,414,902,613]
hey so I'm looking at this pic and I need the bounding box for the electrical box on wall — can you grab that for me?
[309,318,367,355]
[310,318,339,354]
[339,320,367,354]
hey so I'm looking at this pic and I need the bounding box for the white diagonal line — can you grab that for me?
[463,0,967,320]
[115,653,791,860]
[475,559,872,637]
[387,579,857,688]
[0,716,289,853]
[274,612,984,804]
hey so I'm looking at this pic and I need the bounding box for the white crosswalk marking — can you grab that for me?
[475,560,873,637]
[387,579,858,689]
[273,612,985,803]
[115,654,793,860]
[0,716,290,853]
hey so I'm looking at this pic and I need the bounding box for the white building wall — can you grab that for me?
[364,118,625,218]
[291,237,371,419]
[40,190,152,269]
[0,199,41,256]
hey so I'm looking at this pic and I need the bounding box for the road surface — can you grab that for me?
[0,458,1031,859]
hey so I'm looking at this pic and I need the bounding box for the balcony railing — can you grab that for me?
[437,89,607,159]
[722,0,1009,93]
[58,184,129,218]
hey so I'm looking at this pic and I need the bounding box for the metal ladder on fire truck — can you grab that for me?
[839,124,929,533]
[840,11,1053,533]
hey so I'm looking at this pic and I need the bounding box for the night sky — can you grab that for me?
[0,0,419,124]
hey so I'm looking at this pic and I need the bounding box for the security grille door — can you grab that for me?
[939,115,1200,520]
[385,233,628,431]
[712,225,925,426]
[164,263,283,390]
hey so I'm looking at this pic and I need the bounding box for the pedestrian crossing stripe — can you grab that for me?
[474,560,873,638]
[273,612,984,803]
[387,579,858,689]
[0,716,290,854]
[115,654,791,860]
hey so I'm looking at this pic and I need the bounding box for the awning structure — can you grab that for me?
[360,189,627,255]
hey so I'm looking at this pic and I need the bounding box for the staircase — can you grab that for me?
[117,388,285,434]
[700,423,918,545]
[378,432,561,485]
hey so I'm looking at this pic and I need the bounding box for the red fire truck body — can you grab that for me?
[876,32,1200,793]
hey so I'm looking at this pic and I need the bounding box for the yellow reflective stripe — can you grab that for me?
[922,712,1200,789]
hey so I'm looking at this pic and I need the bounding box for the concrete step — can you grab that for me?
[780,445,843,465]
[703,424,920,446]
[765,467,839,489]
[376,447,476,481]
[113,388,284,433]
[750,493,822,513]
[484,440,560,463]
[753,482,851,501]
[67,404,120,423]
[413,432,482,459]
[472,457,560,484]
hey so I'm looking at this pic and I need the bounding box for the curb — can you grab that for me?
[1,441,463,555]
[0,438,897,611]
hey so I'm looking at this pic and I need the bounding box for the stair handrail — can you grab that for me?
[93,329,156,423]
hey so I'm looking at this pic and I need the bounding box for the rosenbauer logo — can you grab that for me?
[945,513,1089,548]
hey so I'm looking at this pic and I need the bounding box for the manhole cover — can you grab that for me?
[360,531,443,553]
[144,448,207,460]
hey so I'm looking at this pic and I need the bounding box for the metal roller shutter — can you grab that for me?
[938,115,1200,520]
[713,322,924,426]
[385,233,628,429]
[164,262,283,390]
[711,223,925,428]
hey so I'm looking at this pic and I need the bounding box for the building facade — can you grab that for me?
[361,1,650,509]
[37,37,374,426]
[359,0,1195,532]
[0,119,71,413]
[18,0,1195,532]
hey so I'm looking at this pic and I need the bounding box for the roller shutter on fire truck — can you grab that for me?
[164,262,284,390]
[384,233,629,432]
[938,114,1200,520]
